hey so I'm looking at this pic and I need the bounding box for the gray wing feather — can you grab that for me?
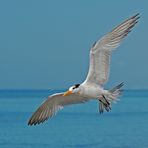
[28,93,88,125]
[85,14,140,85]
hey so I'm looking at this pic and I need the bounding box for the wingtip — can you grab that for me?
[27,115,50,126]
[118,82,124,88]
[132,13,140,22]
[120,82,124,86]
[27,121,40,126]
[132,13,140,18]
[27,120,33,126]
[127,13,140,24]
[135,13,140,16]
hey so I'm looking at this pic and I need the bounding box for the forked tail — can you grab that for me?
[99,82,124,114]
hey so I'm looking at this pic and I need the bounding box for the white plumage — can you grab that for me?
[28,14,140,125]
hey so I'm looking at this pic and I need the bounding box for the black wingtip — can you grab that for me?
[131,13,140,20]
[27,119,31,126]
[132,13,140,22]
[133,13,140,17]
[119,82,124,87]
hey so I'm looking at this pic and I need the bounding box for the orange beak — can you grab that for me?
[63,90,72,96]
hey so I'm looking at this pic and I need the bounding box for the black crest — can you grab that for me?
[74,84,80,88]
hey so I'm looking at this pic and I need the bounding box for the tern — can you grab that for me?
[28,14,140,125]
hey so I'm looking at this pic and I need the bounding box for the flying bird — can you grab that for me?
[28,14,140,125]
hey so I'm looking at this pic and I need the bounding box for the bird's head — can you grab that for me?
[63,84,80,96]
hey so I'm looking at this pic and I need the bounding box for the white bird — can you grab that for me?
[28,14,140,125]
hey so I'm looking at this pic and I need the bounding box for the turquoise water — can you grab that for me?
[0,90,148,148]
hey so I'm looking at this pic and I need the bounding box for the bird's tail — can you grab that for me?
[99,82,124,114]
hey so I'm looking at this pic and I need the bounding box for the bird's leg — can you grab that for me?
[98,95,110,106]
[98,95,111,113]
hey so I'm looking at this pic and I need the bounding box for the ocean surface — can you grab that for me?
[0,89,148,148]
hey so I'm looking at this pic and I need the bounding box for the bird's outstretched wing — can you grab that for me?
[28,93,88,125]
[85,13,140,85]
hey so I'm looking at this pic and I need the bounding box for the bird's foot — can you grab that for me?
[98,95,111,113]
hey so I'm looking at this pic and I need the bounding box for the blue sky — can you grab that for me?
[0,0,147,89]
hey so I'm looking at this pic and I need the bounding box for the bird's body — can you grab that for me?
[28,14,140,125]
[79,82,106,98]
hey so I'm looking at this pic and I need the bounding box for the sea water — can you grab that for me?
[0,90,148,148]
